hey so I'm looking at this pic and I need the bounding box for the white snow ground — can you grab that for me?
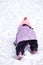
[0,0,43,65]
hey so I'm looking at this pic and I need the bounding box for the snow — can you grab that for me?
[0,0,43,65]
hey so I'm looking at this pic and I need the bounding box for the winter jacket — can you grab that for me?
[15,25,37,45]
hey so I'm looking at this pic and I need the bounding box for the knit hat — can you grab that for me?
[20,17,31,27]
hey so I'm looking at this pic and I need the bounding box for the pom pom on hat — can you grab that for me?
[24,17,27,20]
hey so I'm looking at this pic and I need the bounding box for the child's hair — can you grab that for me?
[22,24,33,29]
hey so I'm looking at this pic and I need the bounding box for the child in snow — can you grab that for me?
[14,17,38,60]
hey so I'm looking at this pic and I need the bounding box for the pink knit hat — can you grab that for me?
[20,17,31,26]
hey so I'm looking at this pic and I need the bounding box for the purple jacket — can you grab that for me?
[15,26,37,45]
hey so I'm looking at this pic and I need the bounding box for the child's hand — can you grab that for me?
[17,52,23,60]
[32,50,37,54]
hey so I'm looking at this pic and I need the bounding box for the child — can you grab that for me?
[14,17,38,60]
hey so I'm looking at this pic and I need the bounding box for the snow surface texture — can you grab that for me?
[0,0,43,65]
